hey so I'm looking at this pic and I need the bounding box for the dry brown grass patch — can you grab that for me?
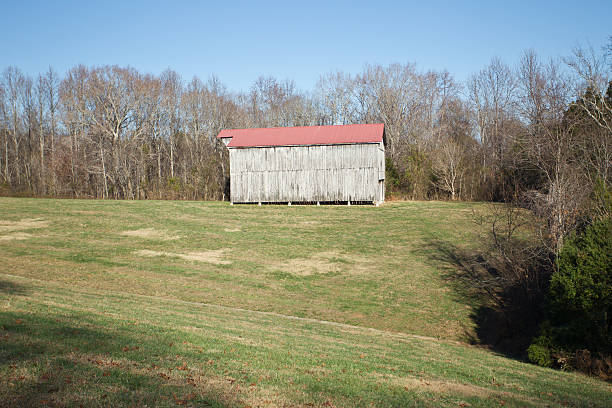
[135,249,231,265]
[0,232,35,241]
[0,218,48,232]
[71,351,297,408]
[120,228,179,241]
[399,376,491,398]
[269,251,375,276]
[69,353,249,407]
[375,373,544,406]
[0,218,48,241]
[299,220,321,226]
[268,252,343,276]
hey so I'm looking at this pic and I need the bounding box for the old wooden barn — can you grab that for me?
[217,123,385,205]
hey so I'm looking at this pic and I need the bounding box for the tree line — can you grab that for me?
[0,43,609,206]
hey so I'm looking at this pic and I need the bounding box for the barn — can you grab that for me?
[217,123,385,205]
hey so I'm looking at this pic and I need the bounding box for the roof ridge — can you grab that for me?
[217,123,384,148]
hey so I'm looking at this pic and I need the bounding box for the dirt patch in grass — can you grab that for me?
[267,252,376,276]
[0,218,48,241]
[224,227,241,232]
[269,252,344,276]
[0,218,48,232]
[71,350,294,408]
[380,374,543,405]
[399,376,491,398]
[135,249,231,265]
[120,228,179,241]
[68,353,248,407]
[0,232,35,241]
[178,250,232,264]
[299,220,321,227]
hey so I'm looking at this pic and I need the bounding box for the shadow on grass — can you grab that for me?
[0,309,235,408]
[0,279,29,296]
[414,236,544,359]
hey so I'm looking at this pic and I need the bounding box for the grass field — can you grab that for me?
[1,197,610,407]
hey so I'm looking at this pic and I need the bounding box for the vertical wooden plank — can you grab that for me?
[228,140,384,203]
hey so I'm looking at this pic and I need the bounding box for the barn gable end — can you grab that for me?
[217,124,385,204]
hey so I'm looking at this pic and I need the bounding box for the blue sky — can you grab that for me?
[1,0,610,92]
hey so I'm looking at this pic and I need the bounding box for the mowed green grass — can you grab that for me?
[0,198,480,339]
[0,198,610,407]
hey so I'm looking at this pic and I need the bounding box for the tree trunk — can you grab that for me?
[39,118,45,194]
[99,138,108,199]
[3,129,9,183]
[170,133,175,178]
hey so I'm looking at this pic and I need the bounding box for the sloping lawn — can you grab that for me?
[1,198,609,407]
[2,274,610,407]
[0,198,483,340]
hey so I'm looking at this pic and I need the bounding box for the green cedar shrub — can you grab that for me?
[527,342,553,368]
[540,218,612,360]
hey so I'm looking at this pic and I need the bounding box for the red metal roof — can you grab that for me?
[217,123,384,148]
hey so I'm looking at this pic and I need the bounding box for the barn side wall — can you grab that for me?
[229,143,385,203]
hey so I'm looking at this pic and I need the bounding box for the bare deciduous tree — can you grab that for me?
[432,138,466,200]
[0,43,608,207]
[565,42,612,133]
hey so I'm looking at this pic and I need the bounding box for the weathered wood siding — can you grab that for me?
[229,142,385,203]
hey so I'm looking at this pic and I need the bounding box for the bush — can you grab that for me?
[527,341,553,368]
[385,158,400,191]
[529,218,612,374]
[548,218,612,353]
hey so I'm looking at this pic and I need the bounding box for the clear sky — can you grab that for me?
[1,0,610,92]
